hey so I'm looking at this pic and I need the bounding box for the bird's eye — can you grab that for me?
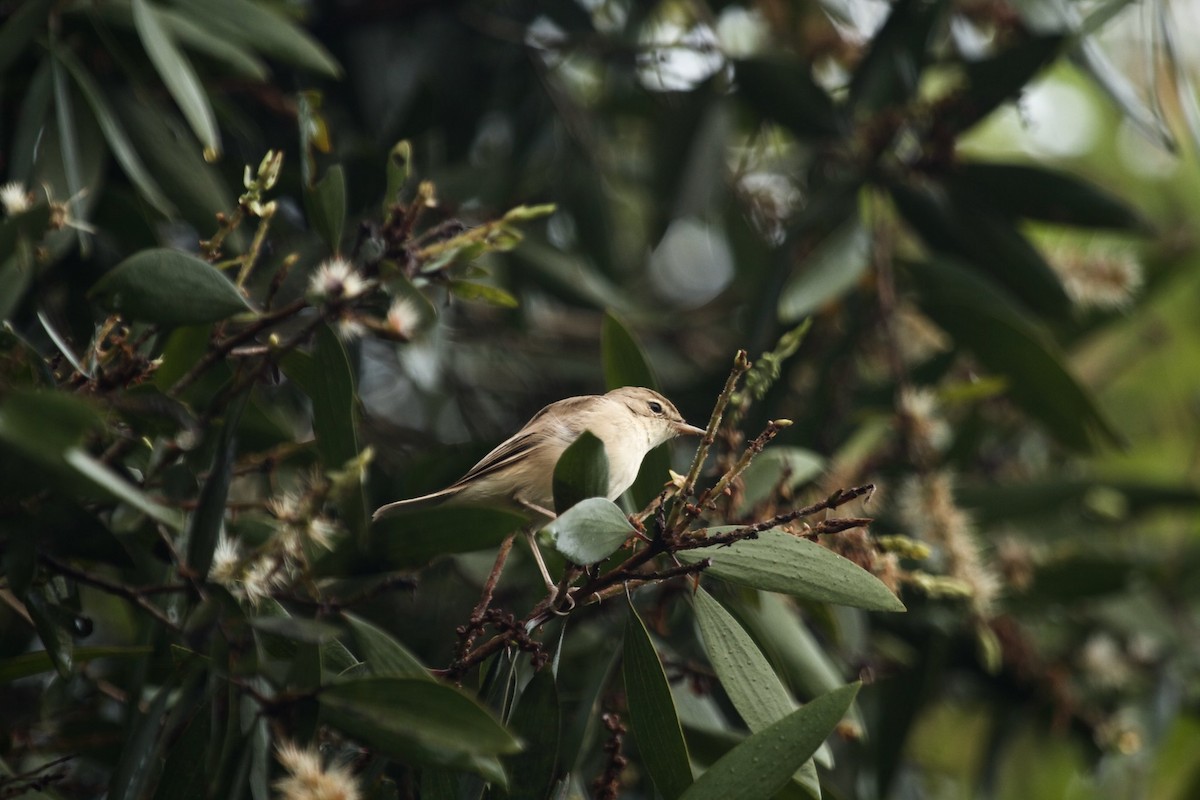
[648,401,663,414]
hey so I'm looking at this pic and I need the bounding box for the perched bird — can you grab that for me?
[373,386,705,588]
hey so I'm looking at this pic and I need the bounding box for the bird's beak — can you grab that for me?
[674,421,706,436]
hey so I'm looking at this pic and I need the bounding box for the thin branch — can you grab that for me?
[39,555,184,632]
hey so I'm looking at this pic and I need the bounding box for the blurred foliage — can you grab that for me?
[3,0,1200,798]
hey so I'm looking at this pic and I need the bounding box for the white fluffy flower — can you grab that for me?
[1,182,33,215]
[208,532,242,586]
[274,741,361,800]
[308,257,367,302]
[385,297,423,338]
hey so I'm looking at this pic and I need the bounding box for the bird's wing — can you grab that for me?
[450,396,592,488]
[450,430,542,487]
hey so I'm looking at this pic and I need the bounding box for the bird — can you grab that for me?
[372,386,705,589]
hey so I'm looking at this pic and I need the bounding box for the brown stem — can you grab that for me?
[39,555,184,633]
[453,534,517,663]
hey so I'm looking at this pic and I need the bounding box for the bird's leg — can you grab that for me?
[514,496,556,520]
[522,526,558,597]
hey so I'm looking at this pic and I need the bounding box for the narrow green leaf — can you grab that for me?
[601,311,672,508]
[0,204,52,265]
[187,395,244,578]
[692,589,822,798]
[889,178,1071,318]
[677,529,905,612]
[624,602,693,800]
[0,645,152,683]
[546,497,635,565]
[448,280,519,308]
[601,311,657,391]
[0,0,49,72]
[111,95,234,231]
[949,162,1148,231]
[907,257,1119,450]
[89,248,252,324]
[848,0,949,112]
[552,430,610,514]
[64,447,185,530]
[250,615,342,644]
[151,700,211,800]
[693,589,797,729]
[50,40,87,248]
[734,57,841,139]
[737,448,825,512]
[384,140,413,209]
[156,8,269,79]
[343,612,430,679]
[54,46,175,216]
[778,218,871,323]
[947,35,1065,132]
[131,0,220,157]
[370,506,528,568]
[506,669,562,800]
[172,0,341,77]
[109,678,176,800]
[679,684,860,800]
[11,58,53,183]
[729,593,861,731]
[319,677,520,783]
[25,588,73,678]
[306,164,347,251]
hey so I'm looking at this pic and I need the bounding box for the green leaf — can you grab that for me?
[677,530,905,612]
[552,430,610,514]
[848,0,949,113]
[151,700,211,800]
[601,311,672,509]
[282,327,368,537]
[370,506,528,568]
[737,448,825,512]
[306,164,347,251]
[506,669,562,800]
[907,257,1119,450]
[319,677,521,783]
[156,8,269,79]
[25,588,73,678]
[384,140,413,209]
[601,310,657,391]
[624,602,693,800]
[888,178,1071,318]
[131,0,220,157]
[111,95,235,232]
[0,645,152,683]
[948,162,1149,231]
[693,588,798,729]
[448,280,519,308]
[0,0,49,73]
[692,589,821,799]
[54,46,175,216]
[187,394,244,579]
[546,497,635,565]
[250,615,343,643]
[778,218,872,323]
[88,248,252,325]
[946,35,1065,132]
[63,447,185,530]
[734,57,841,139]
[172,0,341,77]
[0,203,51,267]
[50,40,87,248]
[679,684,860,800]
[109,677,177,800]
[728,593,861,732]
[343,612,430,679]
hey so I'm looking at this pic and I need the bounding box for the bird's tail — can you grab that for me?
[372,487,459,522]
